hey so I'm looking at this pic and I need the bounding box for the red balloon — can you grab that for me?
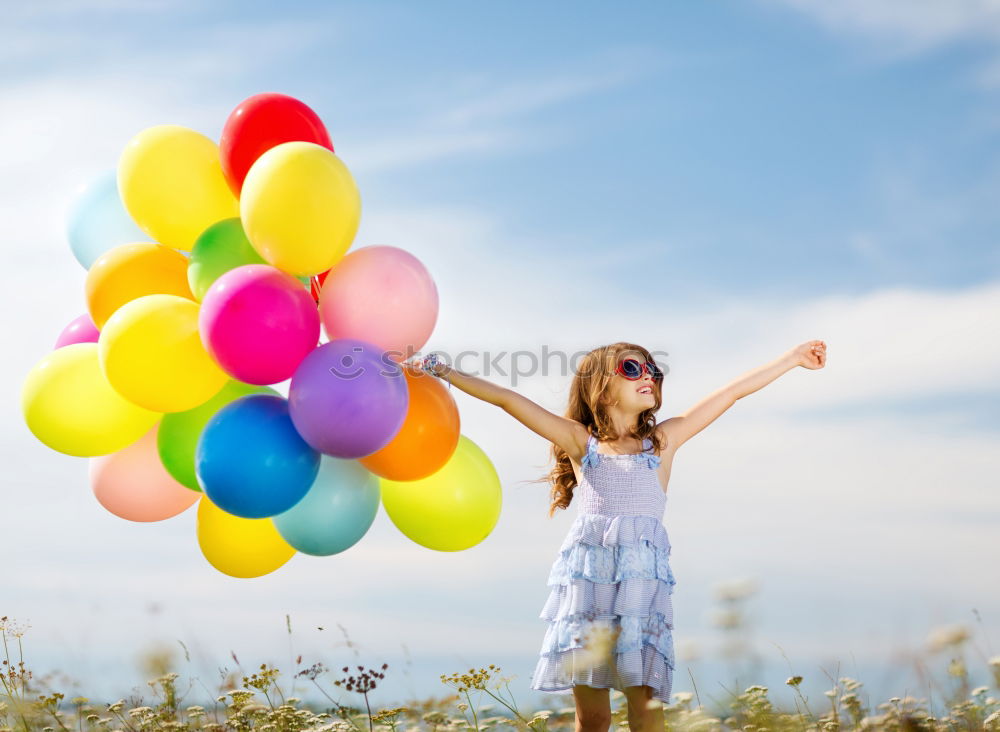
[309,268,331,304]
[219,93,334,195]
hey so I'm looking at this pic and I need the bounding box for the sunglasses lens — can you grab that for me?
[647,361,663,380]
[619,358,642,379]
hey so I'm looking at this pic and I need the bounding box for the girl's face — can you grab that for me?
[602,349,659,413]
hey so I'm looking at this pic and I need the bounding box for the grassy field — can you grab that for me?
[2,614,998,731]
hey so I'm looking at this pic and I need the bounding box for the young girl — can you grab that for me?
[418,339,826,732]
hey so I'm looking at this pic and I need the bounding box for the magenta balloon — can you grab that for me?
[288,338,409,458]
[55,313,100,349]
[199,264,320,385]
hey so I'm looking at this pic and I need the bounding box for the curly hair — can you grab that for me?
[528,342,665,518]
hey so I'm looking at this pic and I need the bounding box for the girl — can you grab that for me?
[418,339,827,732]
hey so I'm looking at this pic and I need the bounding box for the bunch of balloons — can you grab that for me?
[21,93,502,578]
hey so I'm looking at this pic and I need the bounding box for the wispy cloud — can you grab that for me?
[763,0,1000,86]
[432,63,653,129]
[764,0,1000,52]
[348,47,665,173]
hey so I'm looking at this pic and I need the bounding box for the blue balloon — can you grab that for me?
[272,456,380,556]
[66,169,148,269]
[196,394,320,518]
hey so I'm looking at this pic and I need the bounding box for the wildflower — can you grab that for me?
[557,624,620,680]
[947,658,967,677]
[677,638,702,662]
[713,577,758,601]
[0,617,31,638]
[926,623,970,652]
[710,608,742,629]
[786,676,803,687]
[371,706,409,724]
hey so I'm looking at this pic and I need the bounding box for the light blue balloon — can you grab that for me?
[66,169,148,269]
[271,456,380,556]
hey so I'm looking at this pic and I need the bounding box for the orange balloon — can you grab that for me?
[89,423,199,522]
[359,364,460,480]
[86,242,194,328]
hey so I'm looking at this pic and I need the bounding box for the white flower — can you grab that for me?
[926,623,970,652]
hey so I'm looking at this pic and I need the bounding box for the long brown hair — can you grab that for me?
[529,342,665,518]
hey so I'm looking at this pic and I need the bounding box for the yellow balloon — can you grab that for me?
[99,294,228,413]
[21,343,160,457]
[86,242,194,328]
[380,434,502,551]
[240,141,361,277]
[196,495,296,578]
[118,125,238,251]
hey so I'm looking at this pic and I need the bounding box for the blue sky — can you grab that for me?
[3,0,1000,717]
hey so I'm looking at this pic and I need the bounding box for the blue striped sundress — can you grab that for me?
[529,432,677,704]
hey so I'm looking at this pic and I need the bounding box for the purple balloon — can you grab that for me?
[55,313,100,349]
[288,338,409,458]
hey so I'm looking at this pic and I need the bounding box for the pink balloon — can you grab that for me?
[55,313,100,348]
[89,425,199,522]
[318,245,438,361]
[199,264,320,385]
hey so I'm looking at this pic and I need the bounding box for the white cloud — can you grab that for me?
[764,0,1000,51]
[763,0,1000,88]
[431,63,652,129]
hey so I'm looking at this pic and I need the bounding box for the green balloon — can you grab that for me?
[157,380,278,490]
[188,218,311,300]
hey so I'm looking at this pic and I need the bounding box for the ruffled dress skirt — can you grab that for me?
[530,513,677,704]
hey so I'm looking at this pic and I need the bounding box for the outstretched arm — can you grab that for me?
[658,340,827,450]
[419,358,589,461]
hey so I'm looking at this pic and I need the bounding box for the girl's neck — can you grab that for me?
[603,409,642,440]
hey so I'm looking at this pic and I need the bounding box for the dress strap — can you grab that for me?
[581,433,600,469]
[639,437,662,468]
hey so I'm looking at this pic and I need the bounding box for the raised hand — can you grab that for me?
[791,340,826,370]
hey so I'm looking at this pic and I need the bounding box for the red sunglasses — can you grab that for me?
[615,357,663,381]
